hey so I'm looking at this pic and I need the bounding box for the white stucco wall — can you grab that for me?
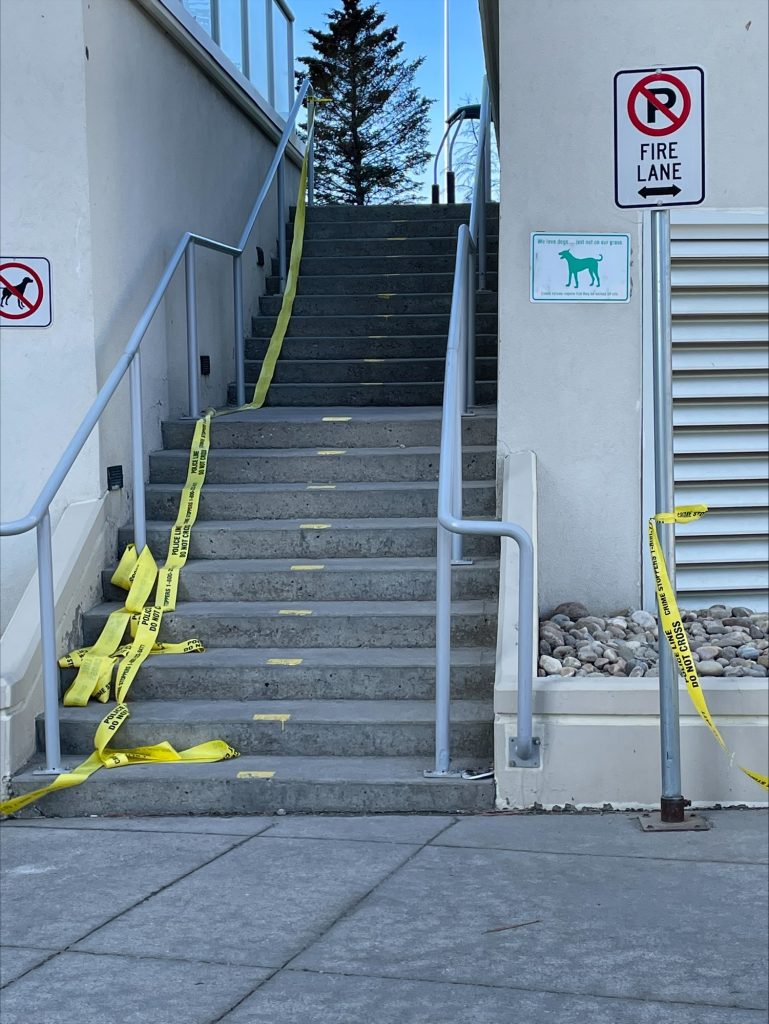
[0,0,299,636]
[497,0,768,614]
[0,0,101,632]
[82,0,300,558]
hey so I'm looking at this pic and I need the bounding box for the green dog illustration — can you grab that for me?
[559,249,603,288]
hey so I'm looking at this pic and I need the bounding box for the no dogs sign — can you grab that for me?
[0,257,52,327]
[614,66,704,208]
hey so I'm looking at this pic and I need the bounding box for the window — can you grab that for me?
[182,0,295,112]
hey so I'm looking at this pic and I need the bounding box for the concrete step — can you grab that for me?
[295,219,499,240]
[82,599,498,649]
[47,699,493,759]
[232,380,497,407]
[243,357,497,386]
[103,556,499,603]
[266,272,498,296]
[301,236,498,259]
[144,479,496,521]
[149,446,496,484]
[10,754,494,815]
[122,517,500,560]
[61,646,495,701]
[295,201,498,222]
[244,333,498,360]
[251,312,497,338]
[293,253,498,277]
[259,292,497,317]
[161,406,497,450]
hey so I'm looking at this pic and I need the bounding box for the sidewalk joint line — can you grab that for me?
[424,838,769,868]
[206,816,459,1023]
[284,965,768,1013]
[57,833,255,954]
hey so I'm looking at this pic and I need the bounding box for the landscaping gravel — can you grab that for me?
[538,601,769,678]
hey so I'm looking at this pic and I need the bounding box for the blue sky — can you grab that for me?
[290,0,487,198]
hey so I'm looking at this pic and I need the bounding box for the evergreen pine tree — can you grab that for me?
[298,0,433,205]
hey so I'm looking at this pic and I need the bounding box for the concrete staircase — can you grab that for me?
[17,203,501,815]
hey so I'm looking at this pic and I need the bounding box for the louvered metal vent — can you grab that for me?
[670,211,769,609]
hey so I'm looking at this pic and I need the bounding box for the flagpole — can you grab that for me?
[443,0,450,198]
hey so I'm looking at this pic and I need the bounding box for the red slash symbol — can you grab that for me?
[628,72,692,137]
[0,262,44,320]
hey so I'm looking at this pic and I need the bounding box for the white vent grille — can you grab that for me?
[670,211,769,609]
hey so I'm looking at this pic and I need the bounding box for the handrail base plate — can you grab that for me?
[508,736,541,769]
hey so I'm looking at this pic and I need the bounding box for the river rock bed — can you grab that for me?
[538,601,769,679]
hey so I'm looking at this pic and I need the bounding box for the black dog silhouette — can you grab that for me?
[1,276,34,309]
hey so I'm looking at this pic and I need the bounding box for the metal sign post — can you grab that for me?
[615,65,708,830]
[650,208,684,822]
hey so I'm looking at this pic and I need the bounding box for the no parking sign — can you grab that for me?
[614,66,705,208]
[0,257,52,327]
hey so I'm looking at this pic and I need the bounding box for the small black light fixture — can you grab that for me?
[255,246,265,268]
[107,465,124,491]
[200,355,211,376]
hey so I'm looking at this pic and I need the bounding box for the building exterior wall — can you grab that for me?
[0,0,101,632]
[497,0,768,615]
[83,0,300,571]
[0,0,300,781]
[1,0,299,631]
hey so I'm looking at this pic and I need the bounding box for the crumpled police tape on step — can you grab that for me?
[649,505,768,791]
[0,100,323,817]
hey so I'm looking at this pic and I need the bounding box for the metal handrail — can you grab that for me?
[429,78,536,777]
[1,78,313,774]
[432,102,484,205]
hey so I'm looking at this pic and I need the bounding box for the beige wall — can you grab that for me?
[83,0,300,562]
[497,0,769,614]
[0,0,299,633]
[0,0,301,781]
[0,0,101,631]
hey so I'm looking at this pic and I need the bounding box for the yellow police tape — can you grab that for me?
[0,417,239,816]
[0,100,322,817]
[649,505,768,791]
[243,101,314,410]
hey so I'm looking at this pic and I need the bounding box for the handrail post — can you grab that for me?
[185,243,200,417]
[512,529,536,763]
[277,155,287,291]
[35,512,63,774]
[129,353,147,553]
[450,414,463,563]
[484,116,492,198]
[233,254,246,407]
[466,246,476,410]
[478,140,488,291]
[433,522,453,774]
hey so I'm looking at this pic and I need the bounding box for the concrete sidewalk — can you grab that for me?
[1,809,767,1023]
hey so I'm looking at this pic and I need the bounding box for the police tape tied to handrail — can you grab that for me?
[650,505,768,791]
[0,101,321,816]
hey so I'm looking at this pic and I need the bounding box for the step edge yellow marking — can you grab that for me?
[266,657,303,665]
[237,770,275,779]
[299,523,331,529]
[290,564,325,571]
[278,608,313,616]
